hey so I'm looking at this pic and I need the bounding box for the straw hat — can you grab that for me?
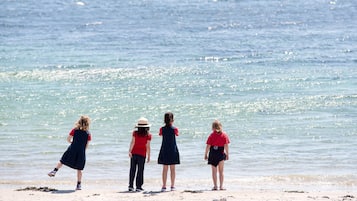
[135,117,151,128]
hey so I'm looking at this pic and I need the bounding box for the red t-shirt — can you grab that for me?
[131,131,152,157]
[206,131,230,147]
[69,129,92,141]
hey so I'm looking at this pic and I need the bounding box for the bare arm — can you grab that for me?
[128,136,135,158]
[224,144,229,160]
[204,144,211,160]
[146,140,151,163]
[67,135,73,143]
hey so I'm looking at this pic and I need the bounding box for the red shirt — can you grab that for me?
[131,131,152,157]
[206,131,230,147]
[70,129,92,141]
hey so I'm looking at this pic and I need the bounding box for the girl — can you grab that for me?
[48,115,92,190]
[128,117,152,192]
[204,120,230,191]
[158,112,180,191]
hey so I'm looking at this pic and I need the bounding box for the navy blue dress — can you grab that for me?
[158,126,180,165]
[60,129,90,170]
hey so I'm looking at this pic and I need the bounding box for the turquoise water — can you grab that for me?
[0,0,356,188]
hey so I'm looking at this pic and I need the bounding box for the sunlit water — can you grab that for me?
[1,0,356,190]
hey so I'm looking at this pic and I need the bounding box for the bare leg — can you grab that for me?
[77,170,82,183]
[211,165,218,190]
[169,165,176,188]
[75,170,83,190]
[55,162,63,169]
[218,161,225,190]
[48,162,63,177]
[162,165,168,188]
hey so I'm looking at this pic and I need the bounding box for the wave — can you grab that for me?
[0,66,202,82]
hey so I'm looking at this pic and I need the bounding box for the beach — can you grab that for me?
[2,189,356,201]
[1,178,356,201]
[1,0,356,200]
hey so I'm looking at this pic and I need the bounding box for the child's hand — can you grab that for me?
[128,152,132,158]
[204,155,208,160]
[147,158,150,163]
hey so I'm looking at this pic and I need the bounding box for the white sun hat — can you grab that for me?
[135,117,151,128]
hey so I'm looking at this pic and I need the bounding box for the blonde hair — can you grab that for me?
[75,115,91,131]
[212,119,222,133]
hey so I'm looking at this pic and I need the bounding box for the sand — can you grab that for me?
[0,179,356,201]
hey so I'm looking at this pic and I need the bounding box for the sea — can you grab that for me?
[0,0,356,191]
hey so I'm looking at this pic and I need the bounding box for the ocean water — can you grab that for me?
[0,0,356,190]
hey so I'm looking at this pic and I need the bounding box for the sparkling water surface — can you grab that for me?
[0,0,356,189]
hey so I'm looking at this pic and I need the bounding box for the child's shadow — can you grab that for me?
[118,190,141,194]
[118,190,165,195]
[142,189,205,196]
[51,190,76,194]
[143,190,165,195]
[118,189,206,196]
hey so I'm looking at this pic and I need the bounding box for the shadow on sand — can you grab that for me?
[51,190,76,194]
[118,190,167,195]
[118,189,206,196]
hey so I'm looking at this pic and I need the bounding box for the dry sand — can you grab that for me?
[1,178,356,201]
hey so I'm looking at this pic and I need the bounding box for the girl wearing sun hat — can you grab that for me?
[128,117,152,192]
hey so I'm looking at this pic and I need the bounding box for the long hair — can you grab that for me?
[164,112,174,127]
[137,127,149,137]
[75,115,91,131]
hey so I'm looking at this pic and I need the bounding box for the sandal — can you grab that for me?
[212,186,218,191]
[161,187,167,192]
[48,170,56,177]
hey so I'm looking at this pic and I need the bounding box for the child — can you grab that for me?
[48,115,92,190]
[128,117,152,192]
[158,112,180,191]
[204,120,230,191]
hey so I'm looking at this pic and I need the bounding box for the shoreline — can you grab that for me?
[1,179,356,201]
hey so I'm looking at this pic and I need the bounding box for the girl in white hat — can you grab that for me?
[128,117,152,192]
